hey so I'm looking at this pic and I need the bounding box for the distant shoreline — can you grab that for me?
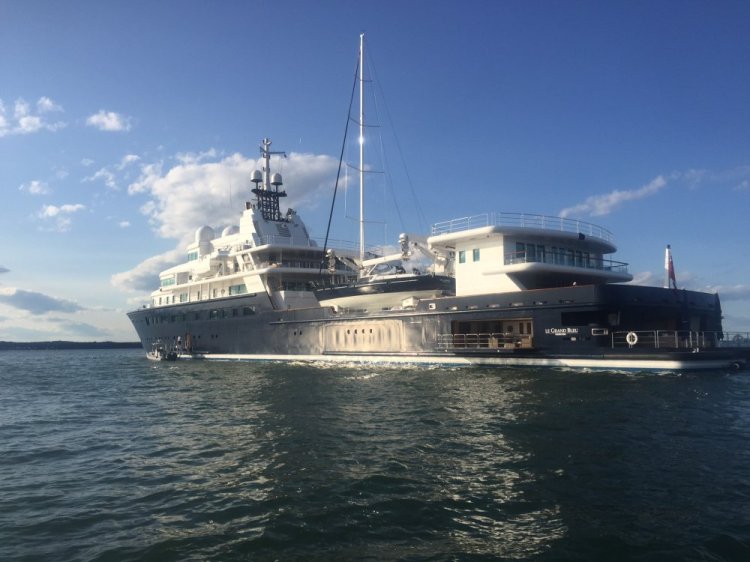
[0,341,142,351]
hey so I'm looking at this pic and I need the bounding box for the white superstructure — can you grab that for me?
[151,139,357,311]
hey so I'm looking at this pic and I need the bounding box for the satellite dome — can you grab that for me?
[195,225,215,244]
[221,225,239,237]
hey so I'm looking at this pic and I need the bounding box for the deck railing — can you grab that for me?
[612,331,750,350]
[435,330,750,352]
[431,212,615,243]
[505,250,629,274]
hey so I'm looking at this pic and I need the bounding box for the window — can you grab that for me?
[187,251,199,262]
[526,244,536,262]
[179,293,188,303]
[160,276,175,287]
[472,248,480,262]
[458,250,466,264]
[229,284,247,296]
[537,245,545,263]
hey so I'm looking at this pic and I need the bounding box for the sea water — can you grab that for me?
[1,349,750,561]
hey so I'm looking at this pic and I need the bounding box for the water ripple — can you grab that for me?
[1,351,750,560]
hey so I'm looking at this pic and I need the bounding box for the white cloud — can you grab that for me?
[81,158,95,167]
[84,167,117,189]
[37,203,86,232]
[703,284,750,302]
[126,150,338,242]
[117,154,140,169]
[0,286,83,314]
[37,96,63,113]
[111,248,184,292]
[0,96,66,137]
[628,271,660,287]
[118,221,131,228]
[19,180,51,195]
[559,176,667,218]
[175,148,218,165]
[86,110,132,132]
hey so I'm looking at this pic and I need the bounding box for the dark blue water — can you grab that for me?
[2,350,750,561]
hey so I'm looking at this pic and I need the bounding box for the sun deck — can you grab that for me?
[431,212,615,243]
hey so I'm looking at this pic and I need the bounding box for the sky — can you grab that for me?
[1,0,749,342]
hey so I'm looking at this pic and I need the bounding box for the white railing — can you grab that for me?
[431,212,615,243]
[505,250,629,274]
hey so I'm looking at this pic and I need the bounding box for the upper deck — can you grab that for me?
[431,212,615,244]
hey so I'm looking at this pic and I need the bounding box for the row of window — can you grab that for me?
[157,286,254,306]
[144,305,257,325]
[512,242,601,268]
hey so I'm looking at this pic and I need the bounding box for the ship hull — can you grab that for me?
[127,284,749,372]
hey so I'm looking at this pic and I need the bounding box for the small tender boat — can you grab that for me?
[146,343,178,361]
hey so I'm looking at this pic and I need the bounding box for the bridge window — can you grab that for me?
[229,284,247,295]
[472,248,480,262]
[459,250,466,264]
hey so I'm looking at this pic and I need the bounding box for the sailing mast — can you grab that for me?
[358,32,365,264]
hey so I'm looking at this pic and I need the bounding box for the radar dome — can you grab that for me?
[221,225,240,237]
[195,225,215,244]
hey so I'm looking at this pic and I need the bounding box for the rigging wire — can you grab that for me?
[367,49,429,235]
[319,52,360,277]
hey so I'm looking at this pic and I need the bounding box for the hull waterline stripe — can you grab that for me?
[174,352,741,371]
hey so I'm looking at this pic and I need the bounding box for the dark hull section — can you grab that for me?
[128,284,749,371]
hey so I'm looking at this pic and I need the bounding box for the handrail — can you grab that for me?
[431,212,615,243]
[505,250,629,273]
[612,330,750,350]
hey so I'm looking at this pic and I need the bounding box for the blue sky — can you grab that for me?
[1,0,749,341]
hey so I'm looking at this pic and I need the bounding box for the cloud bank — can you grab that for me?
[111,248,183,293]
[0,287,83,314]
[127,150,338,242]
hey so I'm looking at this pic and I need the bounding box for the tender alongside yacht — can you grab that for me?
[126,36,749,372]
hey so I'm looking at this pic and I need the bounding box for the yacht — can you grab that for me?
[126,36,749,372]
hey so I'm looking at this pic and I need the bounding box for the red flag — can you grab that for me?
[665,245,677,289]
